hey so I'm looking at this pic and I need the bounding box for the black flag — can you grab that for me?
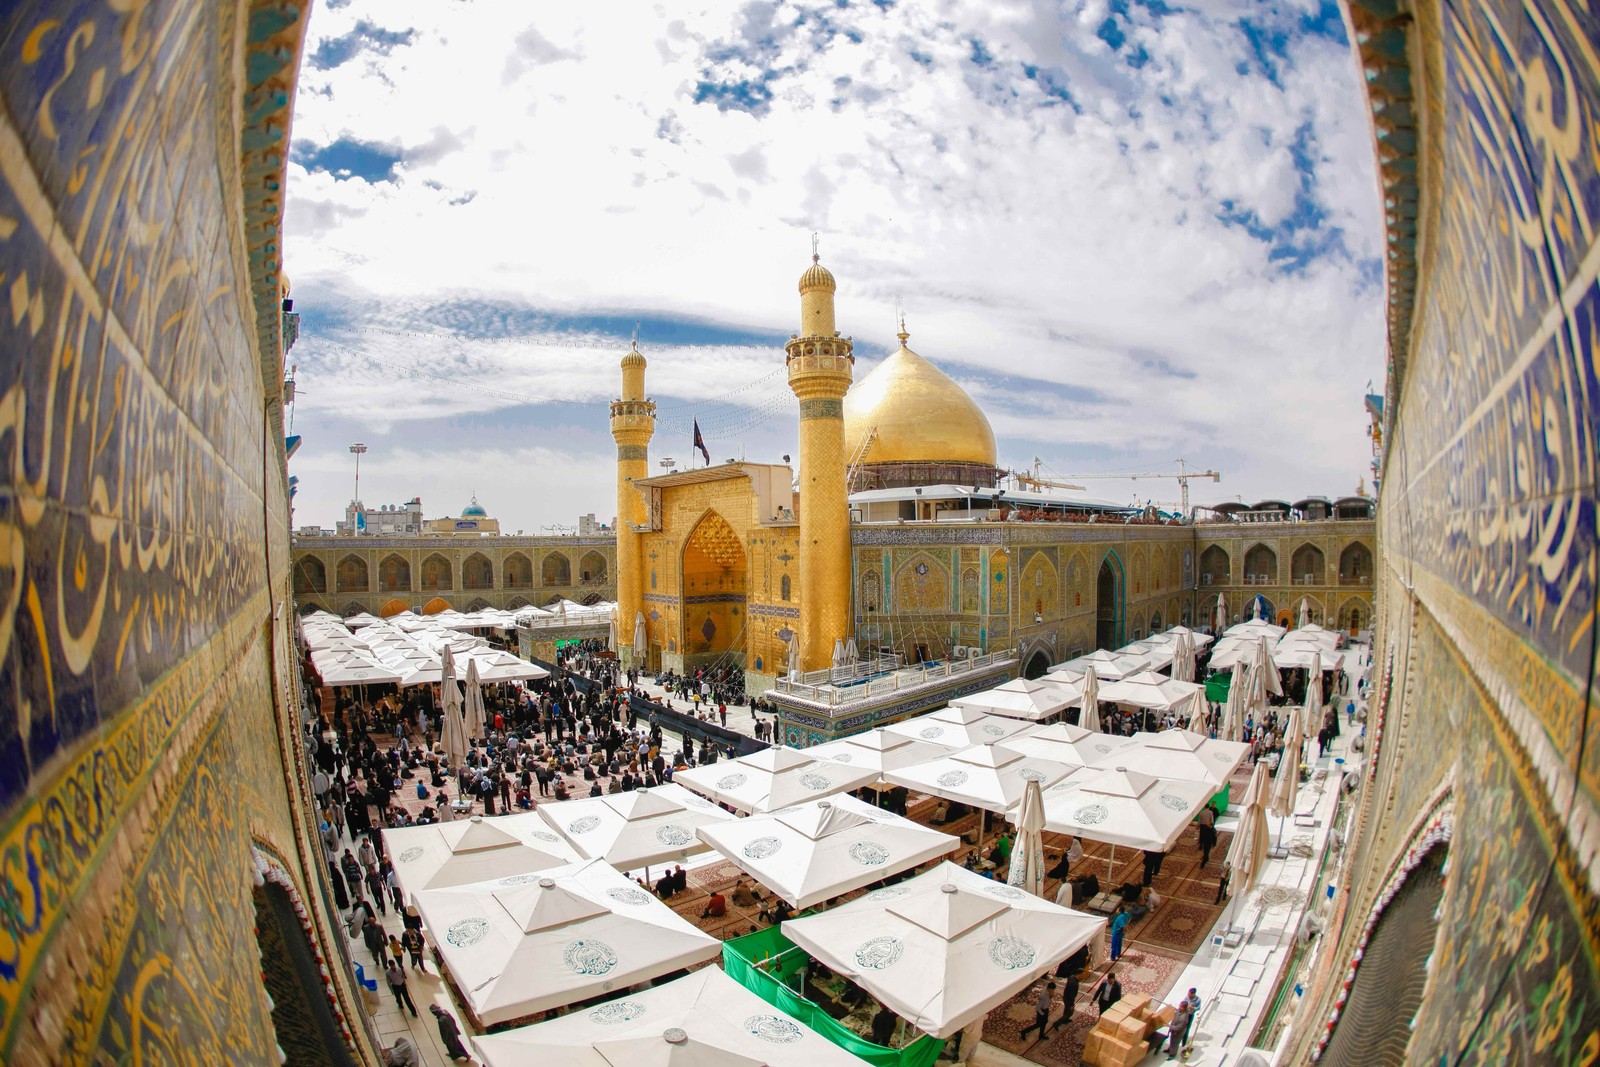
[693,419,710,465]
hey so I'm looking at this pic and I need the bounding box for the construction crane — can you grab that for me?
[1011,458,1085,492]
[1030,457,1221,513]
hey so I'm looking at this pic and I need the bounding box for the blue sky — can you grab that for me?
[284,0,1384,532]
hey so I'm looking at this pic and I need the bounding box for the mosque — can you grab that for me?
[4,3,1593,1065]
[612,255,1376,745]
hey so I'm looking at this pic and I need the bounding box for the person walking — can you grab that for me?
[1095,970,1123,1016]
[361,915,386,967]
[1196,806,1217,867]
[387,933,406,972]
[400,925,428,973]
[1052,971,1080,1034]
[1018,979,1056,1041]
[1109,905,1130,961]
[385,958,418,1018]
[430,1004,473,1062]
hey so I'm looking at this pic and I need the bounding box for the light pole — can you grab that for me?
[349,442,367,532]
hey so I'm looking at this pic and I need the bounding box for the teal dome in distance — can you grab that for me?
[461,494,487,519]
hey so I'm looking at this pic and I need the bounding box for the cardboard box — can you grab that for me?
[1082,1031,1104,1064]
[1118,1014,1149,1041]
[1148,1003,1176,1027]
[1100,1034,1143,1067]
[1101,1004,1130,1024]
[1121,993,1152,1015]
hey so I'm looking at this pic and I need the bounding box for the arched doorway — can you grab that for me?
[504,552,532,589]
[253,878,358,1067]
[542,552,572,587]
[294,556,327,594]
[579,550,608,582]
[1023,650,1051,679]
[1096,553,1123,650]
[681,511,747,670]
[462,552,493,590]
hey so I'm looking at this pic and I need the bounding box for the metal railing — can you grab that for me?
[772,649,1015,706]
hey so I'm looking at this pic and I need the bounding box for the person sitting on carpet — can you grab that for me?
[731,879,762,907]
[699,891,727,919]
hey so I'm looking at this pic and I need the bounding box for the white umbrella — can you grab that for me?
[414,858,721,1026]
[1269,705,1306,841]
[1188,701,1211,736]
[1006,778,1047,898]
[786,633,800,678]
[1114,729,1250,790]
[882,743,1074,817]
[1222,762,1273,930]
[316,655,404,687]
[383,815,580,902]
[1097,670,1203,711]
[694,793,960,909]
[1251,596,1264,622]
[1052,649,1150,680]
[951,678,1073,721]
[471,965,875,1067]
[1079,667,1101,732]
[1036,670,1086,706]
[832,639,846,668]
[441,645,468,773]
[1220,662,1248,742]
[1028,766,1214,856]
[633,610,647,658]
[844,637,860,665]
[672,746,880,814]
[535,784,738,874]
[464,658,488,741]
[880,708,1032,751]
[784,861,1105,1039]
[1305,650,1324,722]
[1297,596,1311,629]
[1004,722,1133,769]
[607,612,618,653]
[1214,593,1227,634]
[803,729,949,783]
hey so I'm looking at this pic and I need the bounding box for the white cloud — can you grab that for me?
[283,0,1385,531]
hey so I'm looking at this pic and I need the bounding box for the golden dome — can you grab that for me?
[620,340,646,369]
[799,258,836,293]
[844,332,997,467]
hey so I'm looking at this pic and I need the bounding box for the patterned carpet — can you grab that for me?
[982,945,1192,1067]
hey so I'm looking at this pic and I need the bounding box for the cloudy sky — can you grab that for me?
[283,0,1384,533]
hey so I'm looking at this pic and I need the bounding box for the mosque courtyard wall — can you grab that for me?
[0,2,375,1064]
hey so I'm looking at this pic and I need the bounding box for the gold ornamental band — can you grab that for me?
[799,398,844,420]
[617,445,648,460]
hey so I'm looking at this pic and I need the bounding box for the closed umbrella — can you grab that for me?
[1079,667,1101,732]
[633,610,647,658]
[1214,593,1227,634]
[786,633,800,678]
[1188,701,1211,736]
[1269,704,1306,851]
[832,639,846,669]
[607,611,618,653]
[1297,596,1311,629]
[464,658,488,741]
[844,637,859,665]
[1006,778,1047,898]
[1222,762,1272,931]
[441,645,468,773]
[1220,662,1247,742]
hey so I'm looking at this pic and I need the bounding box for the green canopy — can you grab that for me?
[1205,673,1232,704]
[722,927,944,1067]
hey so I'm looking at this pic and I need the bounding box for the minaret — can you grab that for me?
[610,341,655,669]
[785,242,854,671]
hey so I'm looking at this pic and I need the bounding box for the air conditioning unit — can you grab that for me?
[952,645,975,659]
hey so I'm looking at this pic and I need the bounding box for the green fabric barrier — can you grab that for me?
[1204,673,1232,703]
[722,928,945,1067]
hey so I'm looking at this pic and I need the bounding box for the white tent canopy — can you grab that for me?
[471,966,874,1067]
[802,729,949,783]
[695,792,961,909]
[1224,620,1286,641]
[1095,671,1205,713]
[879,708,1032,750]
[1050,649,1150,680]
[1114,729,1250,790]
[672,746,880,814]
[951,678,1073,721]
[783,861,1105,1039]
[883,743,1074,816]
[1024,766,1215,852]
[384,815,580,902]
[1005,722,1133,768]
[534,784,738,874]
[1114,640,1174,671]
[315,655,403,686]
[414,858,721,1026]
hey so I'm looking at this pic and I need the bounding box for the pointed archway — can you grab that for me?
[1096,552,1124,650]
[681,510,747,671]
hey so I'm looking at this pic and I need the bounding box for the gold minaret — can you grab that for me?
[786,241,854,671]
[611,340,655,669]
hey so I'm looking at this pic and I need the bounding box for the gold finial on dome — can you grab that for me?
[897,305,909,347]
[621,338,645,369]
